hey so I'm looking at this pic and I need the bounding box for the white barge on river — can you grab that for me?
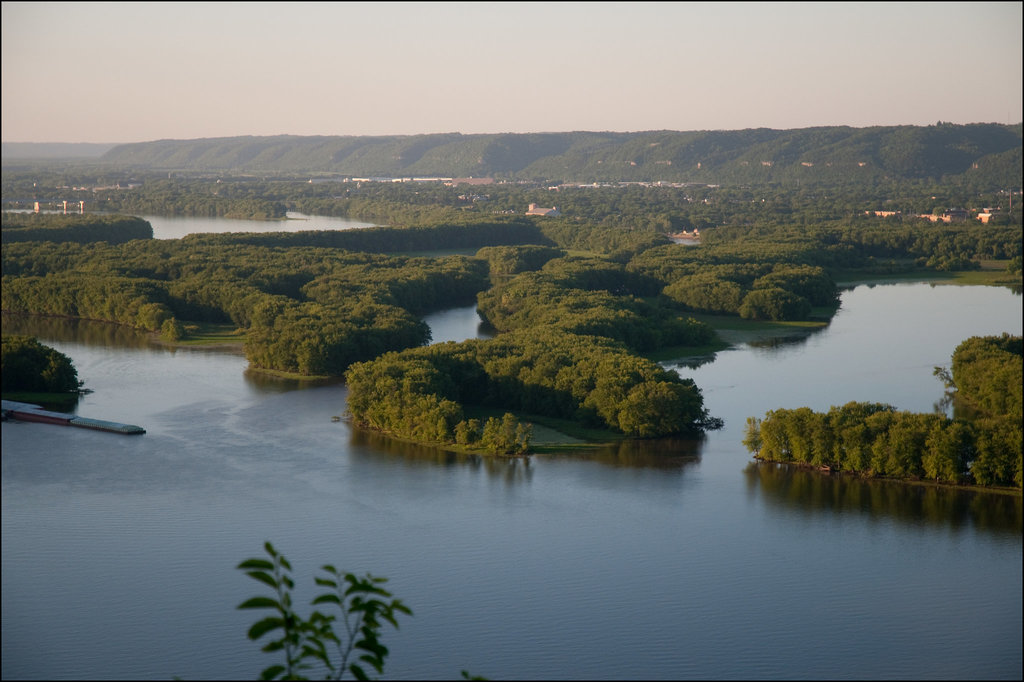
[1,400,145,435]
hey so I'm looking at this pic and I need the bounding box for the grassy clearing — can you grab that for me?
[944,268,1022,287]
[176,322,247,346]
[244,366,333,381]
[462,404,620,447]
[149,322,246,350]
[677,312,831,349]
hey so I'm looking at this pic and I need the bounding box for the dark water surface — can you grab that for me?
[2,282,1021,680]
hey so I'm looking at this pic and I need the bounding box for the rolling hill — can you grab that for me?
[16,124,1024,185]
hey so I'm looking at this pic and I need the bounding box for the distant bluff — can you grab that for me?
[100,124,1022,185]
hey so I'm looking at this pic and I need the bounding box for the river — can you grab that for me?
[144,211,378,239]
[5,210,377,240]
[1,220,1021,679]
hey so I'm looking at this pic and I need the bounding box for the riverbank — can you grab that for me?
[0,390,83,411]
[833,260,1022,288]
[147,322,247,351]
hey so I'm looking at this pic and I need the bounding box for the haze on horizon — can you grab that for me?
[2,1,1021,145]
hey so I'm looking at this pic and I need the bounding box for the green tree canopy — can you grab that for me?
[1,335,82,393]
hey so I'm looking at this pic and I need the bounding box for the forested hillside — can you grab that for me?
[95,124,1022,185]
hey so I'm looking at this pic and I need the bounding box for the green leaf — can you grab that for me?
[238,596,281,611]
[260,664,286,680]
[313,577,337,588]
[349,663,369,681]
[263,541,278,557]
[357,652,386,674]
[300,643,330,665]
[247,616,285,640]
[237,558,275,571]
[245,570,279,590]
[356,638,388,659]
[311,594,342,605]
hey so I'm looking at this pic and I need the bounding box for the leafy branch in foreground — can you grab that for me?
[237,542,412,680]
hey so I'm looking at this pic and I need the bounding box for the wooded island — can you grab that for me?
[2,124,1021,466]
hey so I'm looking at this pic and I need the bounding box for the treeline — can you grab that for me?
[537,218,672,260]
[183,217,550,253]
[742,335,1023,488]
[474,244,564,279]
[1,213,153,244]
[624,242,840,320]
[2,273,177,333]
[1,334,81,393]
[708,221,1022,272]
[1,238,492,376]
[476,263,715,350]
[288,196,466,227]
[346,328,718,454]
[96,179,288,219]
[299,180,1016,231]
[4,174,1019,274]
[5,166,1020,231]
[295,181,1021,271]
[661,261,836,320]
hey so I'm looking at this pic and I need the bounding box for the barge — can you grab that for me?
[1,400,145,435]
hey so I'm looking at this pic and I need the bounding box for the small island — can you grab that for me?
[1,334,145,434]
[2,126,1020,454]
[742,334,1022,489]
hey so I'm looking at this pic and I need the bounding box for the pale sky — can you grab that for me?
[2,1,1021,143]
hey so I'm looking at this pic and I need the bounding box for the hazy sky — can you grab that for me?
[2,1,1021,143]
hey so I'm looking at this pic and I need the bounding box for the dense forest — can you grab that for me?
[1,213,153,244]
[742,335,1023,488]
[346,329,717,454]
[1,334,81,394]
[1,147,1020,457]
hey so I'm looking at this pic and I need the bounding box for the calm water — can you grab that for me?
[3,210,377,240]
[144,211,377,239]
[2,278,1022,680]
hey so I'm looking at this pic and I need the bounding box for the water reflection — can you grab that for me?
[349,427,533,484]
[746,331,816,350]
[349,427,704,477]
[664,354,717,371]
[3,312,156,350]
[241,367,341,393]
[744,461,1023,536]
[556,435,705,470]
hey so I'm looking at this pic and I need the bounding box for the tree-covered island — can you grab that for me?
[2,124,1020,457]
[1,334,83,409]
[743,335,1022,489]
